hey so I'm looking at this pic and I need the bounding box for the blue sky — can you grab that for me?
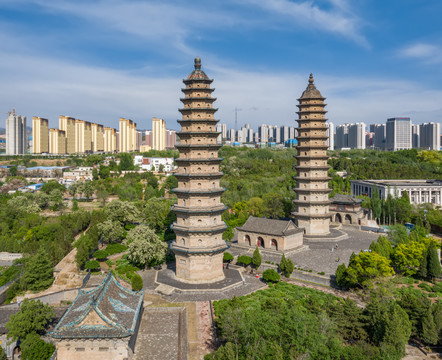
[1,0,441,131]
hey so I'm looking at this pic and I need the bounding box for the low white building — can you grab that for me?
[351,179,442,206]
[134,156,176,172]
[62,167,93,184]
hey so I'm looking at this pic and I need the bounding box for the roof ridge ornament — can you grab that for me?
[195,57,201,70]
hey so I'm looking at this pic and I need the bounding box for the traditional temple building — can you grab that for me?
[170,57,228,283]
[293,74,331,235]
[49,273,143,360]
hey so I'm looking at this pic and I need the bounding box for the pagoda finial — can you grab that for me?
[309,73,314,84]
[194,57,201,70]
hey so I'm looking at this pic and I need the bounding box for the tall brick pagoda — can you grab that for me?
[293,74,331,235]
[170,57,228,283]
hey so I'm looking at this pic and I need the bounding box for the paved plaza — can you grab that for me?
[230,226,380,275]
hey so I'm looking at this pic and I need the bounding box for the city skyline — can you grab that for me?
[1,1,442,130]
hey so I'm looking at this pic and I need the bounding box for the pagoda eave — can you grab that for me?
[180,97,216,102]
[170,242,228,255]
[183,78,213,85]
[297,96,326,101]
[174,172,224,179]
[294,188,332,193]
[175,158,223,164]
[175,144,222,150]
[171,204,228,214]
[179,108,218,113]
[295,165,331,170]
[181,87,215,93]
[294,176,331,181]
[171,223,228,233]
[292,212,331,219]
[177,131,220,137]
[171,188,226,195]
[293,200,331,205]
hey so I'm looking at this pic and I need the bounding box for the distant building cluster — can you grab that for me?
[335,118,440,151]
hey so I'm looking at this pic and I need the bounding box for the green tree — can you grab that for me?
[9,166,17,176]
[417,249,428,279]
[421,311,438,345]
[252,247,262,268]
[84,260,100,271]
[393,241,426,276]
[92,168,99,181]
[246,197,264,217]
[131,273,143,291]
[6,299,54,341]
[371,186,382,223]
[119,153,133,171]
[427,243,441,281]
[0,346,6,360]
[396,191,413,224]
[82,181,95,200]
[279,253,287,274]
[144,198,172,231]
[335,263,347,288]
[263,269,280,283]
[285,258,294,277]
[21,332,55,360]
[345,251,394,288]
[97,220,125,244]
[262,193,285,219]
[21,248,54,291]
[93,250,109,260]
[49,189,64,210]
[40,180,65,195]
[236,255,252,267]
[123,225,168,268]
[223,252,234,262]
[104,200,140,225]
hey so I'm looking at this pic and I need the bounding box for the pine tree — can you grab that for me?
[369,241,377,253]
[285,259,294,277]
[421,311,438,345]
[418,250,428,279]
[21,248,54,292]
[427,243,441,281]
[279,253,287,273]
[252,247,262,269]
[335,263,347,288]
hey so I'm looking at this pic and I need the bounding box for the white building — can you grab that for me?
[420,122,440,150]
[386,117,411,151]
[6,110,27,155]
[348,122,366,149]
[134,156,175,172]
[351,179,442,206]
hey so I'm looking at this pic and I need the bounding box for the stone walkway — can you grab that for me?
[133,307,187,360]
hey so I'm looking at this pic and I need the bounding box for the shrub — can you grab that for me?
[223,252,234,262]
[105,259,114,268]
[105,243,128,255]
[93,250,109,260]
[131,274,143,291]
[318,271,325,275]
[237,255,252,267]
[284,259,294,277]
[431,282,442,293]
[418,282,433,292]
[252,247,262,268]
[263,269,280,283]
[84,260,100,271]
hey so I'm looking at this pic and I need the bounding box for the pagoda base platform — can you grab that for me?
[303,226,348,242]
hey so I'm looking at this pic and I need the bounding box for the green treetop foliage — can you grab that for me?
[427,243,441,281]
[97,220,125,244]
[104,200,140,225]
[393,241,426,276]
[236,255,252,266]
[143,198,175,231]
[252,247,262,268]
[262,268,280,283]
[20,332,55,360]
[6,299,54,341]
[223,252,234,262]
[285,258,294,277]
[118,153,134,171]
[343,251,394,288]
[279,253,287,274]
[40,180,65,195]
[421,311,438,345]
[123,225,168,268]
[21,247,54,292]
[131,273,143,291]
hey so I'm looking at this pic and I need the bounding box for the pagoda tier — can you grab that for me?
[293,74,331,236]
[170,57,228,284]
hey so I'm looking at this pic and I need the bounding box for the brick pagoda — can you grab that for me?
[293,74,331,235]
[170,57,228,283]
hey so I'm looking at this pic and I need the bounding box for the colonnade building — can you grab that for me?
[351,179,442,206]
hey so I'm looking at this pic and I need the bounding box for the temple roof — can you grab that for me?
[237,216,303,236]
[186,57,210,81]
[299,74,325,100]
[49,272,143,339]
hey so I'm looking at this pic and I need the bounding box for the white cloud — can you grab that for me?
[399,43,442,64]
[242,0,368,47]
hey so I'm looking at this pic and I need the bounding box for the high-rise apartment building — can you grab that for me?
[91,123,104,152]
[104,127,117,152]
[258,124,269,142]
[326,122,334,150]
[119,118,137,152]
[348,122,366,149]
[420,122,441,150]
[6,110,26,155]
[386,117,411,151]
[371,124,386,150]
[227,128,236,142]
[49,129,66,154]
[59,116,76,154]
[75,120,92,153]
[165,130,176,148]
[152,117,166,150]
[412,124,420,149]
[144,130,152,147]
[32,116,49,154]
[335,124,349,149]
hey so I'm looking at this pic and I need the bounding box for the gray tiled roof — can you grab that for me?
[49,273,143,339]
[237,216,303,236]
[331,194,362,205]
